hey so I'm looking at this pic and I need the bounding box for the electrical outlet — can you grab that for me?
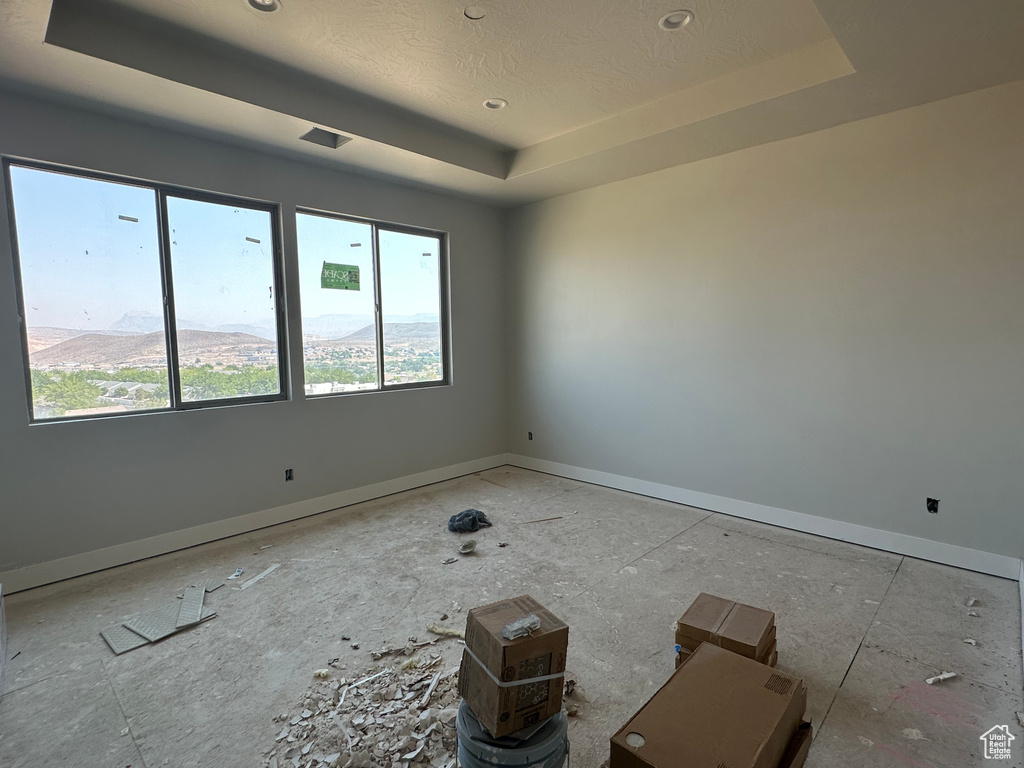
[285,468,294,482]
[926,497,939,514]
[528,431,533,441]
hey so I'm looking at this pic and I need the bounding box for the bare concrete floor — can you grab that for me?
[1,466,1021,767]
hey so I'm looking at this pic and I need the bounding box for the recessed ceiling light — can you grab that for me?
[464,5,486,20]
[248,0,280,12]
[483,98,508,110]
[658,9,694,30]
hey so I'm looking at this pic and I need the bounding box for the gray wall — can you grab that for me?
[507,80,1024,559]
[0,92,507,573]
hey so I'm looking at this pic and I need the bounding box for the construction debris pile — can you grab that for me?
[263,660,462,768]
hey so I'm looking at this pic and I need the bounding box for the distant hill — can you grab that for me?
[110,311,164,335]
[26,327,96,353]
[328,322,440,345]
[111,312,278,340]
[31,329,273,368]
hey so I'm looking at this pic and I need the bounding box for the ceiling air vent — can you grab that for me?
[300,128,352,149]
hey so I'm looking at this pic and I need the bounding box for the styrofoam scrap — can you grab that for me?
[313,669,330,678]
[176,587,205,629]
[925,671,957,685]
[963,638,977,645]
[240,563,280,590]
[425,624,464,639]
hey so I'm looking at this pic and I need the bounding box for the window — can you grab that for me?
[5,161,287,421]
[296,210,447,396]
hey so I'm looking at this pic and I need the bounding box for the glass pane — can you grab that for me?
[166,196,280,402]
[8,166,170,419]
[296,213,379,395]
[379,229,443,385]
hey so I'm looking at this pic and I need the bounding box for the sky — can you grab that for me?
[10,165,442,332]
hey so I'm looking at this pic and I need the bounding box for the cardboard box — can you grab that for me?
[612,642,806,768]
[676,593,775,660]
[780,722,813,768]
[458,595,568,738]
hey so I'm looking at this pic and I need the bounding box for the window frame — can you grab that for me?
[3,157,290,423]
[295,207,451,396]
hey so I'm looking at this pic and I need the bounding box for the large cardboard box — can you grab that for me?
[676,593,775,662]
[458,595,568,738]
[780,722,813,768]
[676,634,778,669]
[611,642,806,768]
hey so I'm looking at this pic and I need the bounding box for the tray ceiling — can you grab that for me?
[1,0,1023,205]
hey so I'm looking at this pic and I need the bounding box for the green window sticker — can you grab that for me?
[321,262,360,291]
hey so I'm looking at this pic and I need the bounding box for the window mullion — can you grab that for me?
[156,189,183,408]
[372,223,385,390]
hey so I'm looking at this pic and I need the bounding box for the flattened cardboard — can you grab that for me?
[613,643,806,768]
[458,595,568,738]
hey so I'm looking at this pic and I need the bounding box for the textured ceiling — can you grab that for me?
[95,0,833,148]
[1,0,1023,206]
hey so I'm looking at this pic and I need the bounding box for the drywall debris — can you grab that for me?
[227,568,244,580]
[240,564,281,590]
[120,727,130,737]
[263,661,460,768]
[1016,712,1024,729]
[441,557,458,565]
[968,610,980,618]
[965,597,977,607]
[426,624,465,640]
[451,602,461,613]
[925,672,957,685]
[963,638,977,646]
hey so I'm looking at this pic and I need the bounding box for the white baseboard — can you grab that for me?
[0,453,510,594]
[507,454,1021,581]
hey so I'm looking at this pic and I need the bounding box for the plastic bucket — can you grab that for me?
[456,701,569,768]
